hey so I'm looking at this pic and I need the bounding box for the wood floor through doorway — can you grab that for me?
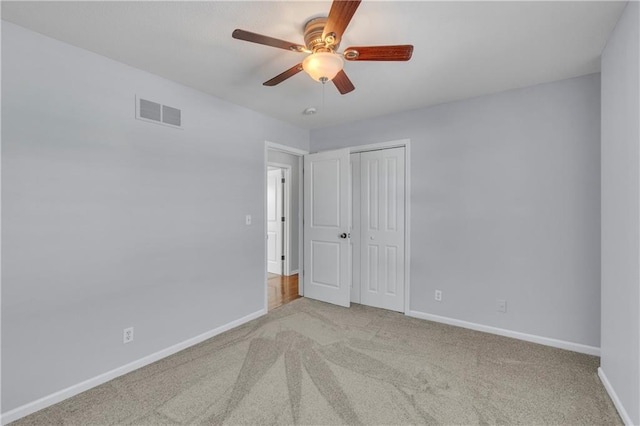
[268,273,300,311]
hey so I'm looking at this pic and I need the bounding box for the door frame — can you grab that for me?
[264,141,308,312]
[267,163,291,275]
[347,139,411,313]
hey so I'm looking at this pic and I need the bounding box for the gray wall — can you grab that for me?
[311,73,602,349]
[601,1,640,424]
[1,21,308,412]
[267,150,301,273]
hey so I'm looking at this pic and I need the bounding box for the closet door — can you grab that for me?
[360,147,405,312]
[350,153,361,303]
[303,149,351,307]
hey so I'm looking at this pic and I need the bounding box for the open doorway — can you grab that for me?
[266,146,304,311]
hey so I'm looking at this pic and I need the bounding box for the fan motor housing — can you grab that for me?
[304,17,339,52]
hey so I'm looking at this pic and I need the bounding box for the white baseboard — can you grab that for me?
[1,308,266,425]
[288,269,299,276]
[406,310,600,356]
[598,367,634,425]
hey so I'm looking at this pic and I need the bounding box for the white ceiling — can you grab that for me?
[2,1,626,129]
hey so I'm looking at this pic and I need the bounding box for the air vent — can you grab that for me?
[135,96,182,129]
[162,105,181,126]
[139,99,161,122]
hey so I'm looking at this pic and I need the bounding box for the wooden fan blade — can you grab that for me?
[322,1,361,44]
[343,45,414,61]
[232,29,306,52]
[332,69,355,95]
[263,64,304,86]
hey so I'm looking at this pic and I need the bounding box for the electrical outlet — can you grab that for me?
[123,327,134,344]
[497,299,507,313]
[245,215,252,225]
[435,290,442,302]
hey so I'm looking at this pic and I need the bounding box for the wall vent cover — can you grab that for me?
[136,96,182,129]
[139,99,162,122]
[162,105,181,126]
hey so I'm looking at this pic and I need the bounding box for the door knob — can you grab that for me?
[340,233,348,239]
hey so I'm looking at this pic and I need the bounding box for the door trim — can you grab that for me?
[265,141,308,312]
[349,139,411,314]
[267,141,308,156]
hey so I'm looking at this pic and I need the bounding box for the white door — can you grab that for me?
[267,168,283,275]
[304,149,351,307]
[350,153,361,303]
[359,147,405,312]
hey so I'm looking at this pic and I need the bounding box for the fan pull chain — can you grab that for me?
[318,76,328,111]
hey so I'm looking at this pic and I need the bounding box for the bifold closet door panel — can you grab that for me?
[303,148,351,308]
[350,153,361,303]
[359,147,405,312]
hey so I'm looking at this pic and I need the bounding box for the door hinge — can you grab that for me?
[281,178,285,183]
[281,217,285,222]
[281,255,285,260]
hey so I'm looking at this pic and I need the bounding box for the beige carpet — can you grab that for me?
[13,298,621,425]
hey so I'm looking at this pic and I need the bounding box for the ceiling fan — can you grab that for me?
[232,0,413,95]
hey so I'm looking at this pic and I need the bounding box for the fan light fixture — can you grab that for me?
[302,52,343,83]
[232,0,414,95]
